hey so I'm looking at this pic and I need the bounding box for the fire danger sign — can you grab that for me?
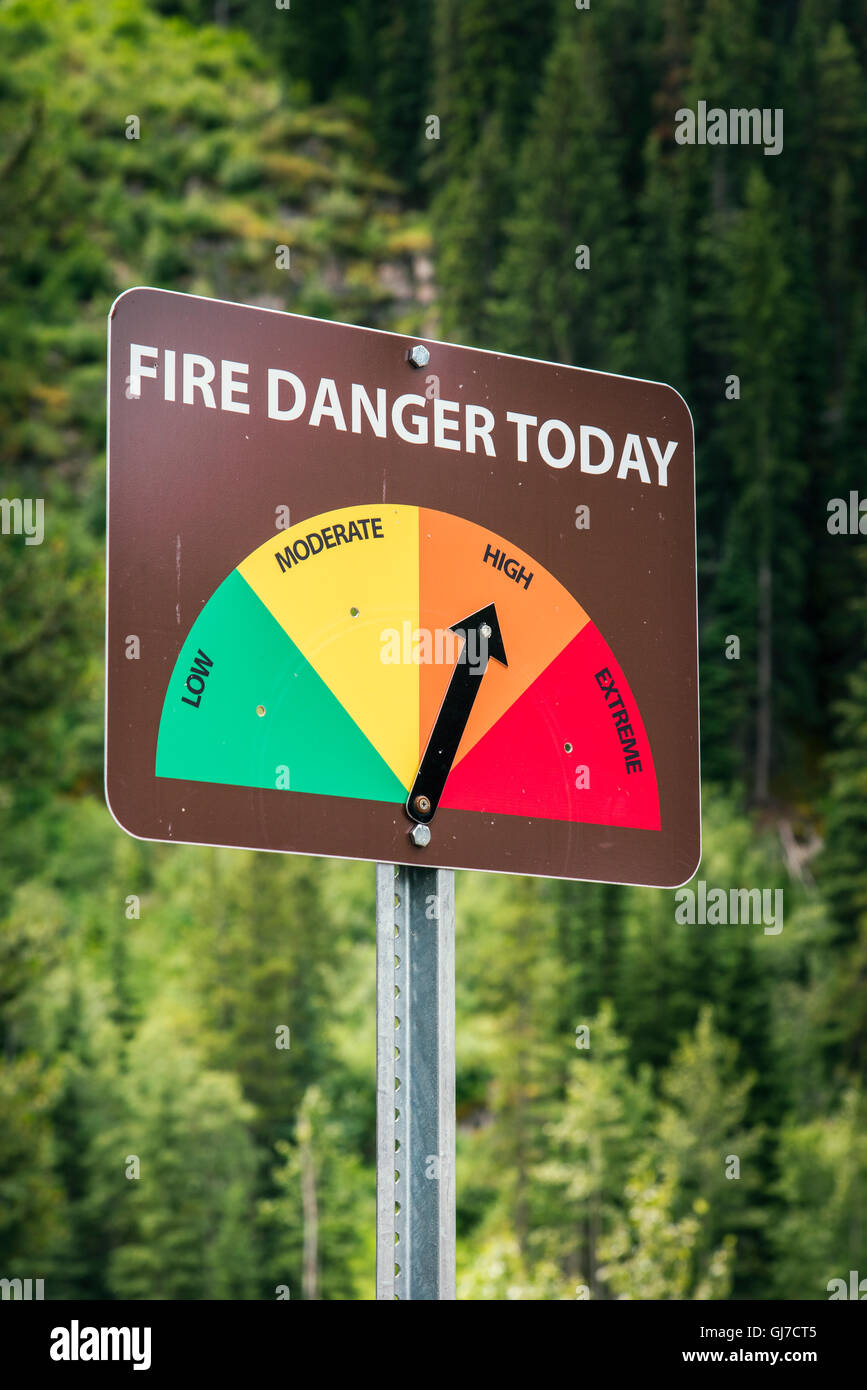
[105,287,700,886]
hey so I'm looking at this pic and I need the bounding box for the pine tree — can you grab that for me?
[773,1087,867,1298]
[819,570,867,952]
[634,134,690,387]
[372,2,433,191]
[427,0,555,342]
[457,872,561,1264]
[493,17,634,371]
[531,1003,655,1296]
[598,1163,735,1299]
[263,1084,373,1300]
[701,169,808,801]
[104,1035,259,1300]
[430,111,513,345]
[657,1007,765,1295]
[195,851,333,1148]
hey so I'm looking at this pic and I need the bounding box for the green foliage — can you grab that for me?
[102,1029,259,1300]
[773,1088,867,1298]
[598,1166,735,1301]
[821,579,867,947]
[427,0,555,341]
[492,18,635,369]
[0,1056,65,1272]
[263,1085,374,1302]
[700,170,808,792]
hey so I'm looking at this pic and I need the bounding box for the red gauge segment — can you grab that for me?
[439,621,660,830]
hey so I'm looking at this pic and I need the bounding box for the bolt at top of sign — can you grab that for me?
[408,344,430,368]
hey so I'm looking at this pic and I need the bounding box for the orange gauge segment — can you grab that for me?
[418,507,589,768]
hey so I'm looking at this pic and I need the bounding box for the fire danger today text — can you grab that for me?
[126,344,681,486]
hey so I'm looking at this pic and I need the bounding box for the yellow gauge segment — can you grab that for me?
[238,503,420,789]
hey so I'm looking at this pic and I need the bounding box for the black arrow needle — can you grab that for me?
[407,603,507,825]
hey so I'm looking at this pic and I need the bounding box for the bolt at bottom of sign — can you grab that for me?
[410,823,431,847]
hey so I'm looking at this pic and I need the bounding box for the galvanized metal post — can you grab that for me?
[376,864,456,1300]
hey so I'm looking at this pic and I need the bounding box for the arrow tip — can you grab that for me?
[450,602,507,667]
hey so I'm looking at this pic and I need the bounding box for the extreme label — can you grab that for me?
[594,666,643,774]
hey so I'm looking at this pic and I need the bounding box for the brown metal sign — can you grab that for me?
[106,288,700,885]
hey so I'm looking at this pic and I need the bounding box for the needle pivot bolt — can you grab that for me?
[413,794,432,816]
[409,823,431,847]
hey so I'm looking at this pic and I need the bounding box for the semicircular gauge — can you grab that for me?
[155,504,660,831]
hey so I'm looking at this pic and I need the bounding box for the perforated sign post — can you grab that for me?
[106,288,700,1299]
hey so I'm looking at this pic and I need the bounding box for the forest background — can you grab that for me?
[1,0,866,1300]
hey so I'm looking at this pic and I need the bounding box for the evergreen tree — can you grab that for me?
[701,170,808,799]
[493,17,635,371]
[598,1162,735,1299]
[104,1032,259,1300]
[657,1008,765,1295]
[195,851,333,1147]
[263,1084,374,1301]
[817,573,867,946]
[773,1088,867,1298]
[427,0,555,342]
[531,1003,655,1295]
